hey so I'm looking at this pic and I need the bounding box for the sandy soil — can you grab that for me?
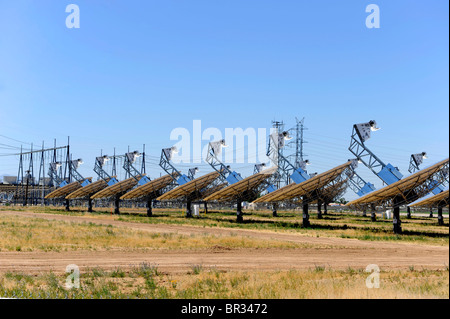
[0,210,448,274]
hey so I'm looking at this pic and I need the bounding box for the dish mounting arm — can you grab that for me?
[123,151,150,185]
[159,147,193,185]
[206,140,242,185]
[349,121,403,185]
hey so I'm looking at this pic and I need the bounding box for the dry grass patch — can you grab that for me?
[0,215,320,252]
[1,267,447,299]
[2,206,448,246]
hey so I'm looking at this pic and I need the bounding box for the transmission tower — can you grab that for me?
[268,121,285,189]
[288,117,308,168]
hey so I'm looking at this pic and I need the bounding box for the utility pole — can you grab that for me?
[24,170,30,206]
[66,136,71,183]
[141,144,146,175]
[15,145,23,205]
[41,141,45,206]
[28,143,34,204]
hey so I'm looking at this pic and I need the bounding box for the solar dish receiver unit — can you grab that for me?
[404,151,447,219]
[45,157,92,210]
[64,152,124,212]
[91,175,144,214]
[65,178,113,212]
[348,120,403,196]
[147,145,204,217]
[408,189,449,226]
[120,173,179,216]
[347,120,423,221]
[90,149,149,214]
[266,129,310,186]
[253,160,356,227]
[408,152,446,195]
[261,128,311,217]
[204,166,277,222]
[48,158,91,188]
[159,146,199,186]
[346,158,449,233]
[156,171,226,217]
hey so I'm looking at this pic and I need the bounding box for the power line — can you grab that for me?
[0,134,32,146]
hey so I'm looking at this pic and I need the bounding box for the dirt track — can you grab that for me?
[0,211,448,274]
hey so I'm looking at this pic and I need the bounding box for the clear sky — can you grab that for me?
[0,0,448,200]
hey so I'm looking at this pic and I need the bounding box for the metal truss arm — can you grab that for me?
[94,156,113,182]
[349,127,385,176]
[346,169,376,196]
[123,151,150,185]
[159,148,183,183]
[205,141,242,185]
[349,125,403,185]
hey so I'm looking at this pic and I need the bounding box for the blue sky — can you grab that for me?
[0,0,448,200]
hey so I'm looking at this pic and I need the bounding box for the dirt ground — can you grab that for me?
[0,210,448,275]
